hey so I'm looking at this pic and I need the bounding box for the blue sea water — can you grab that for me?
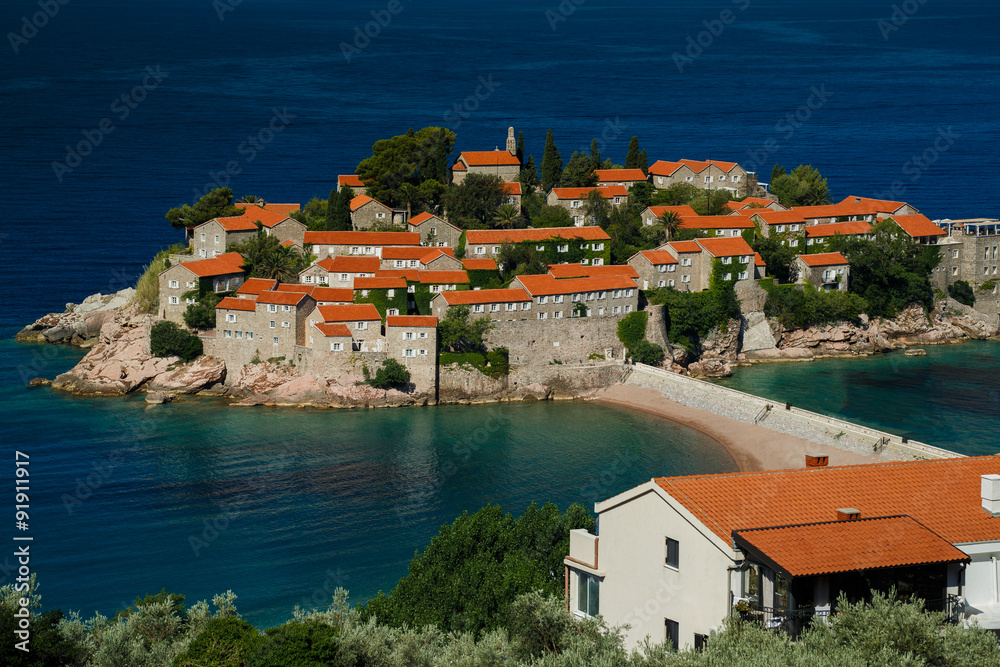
[2,0,999,627]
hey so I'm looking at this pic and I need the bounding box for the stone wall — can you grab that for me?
[437,362,623,404]
[485,316,626,366]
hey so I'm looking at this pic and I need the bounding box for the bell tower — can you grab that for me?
[506,126,516,154]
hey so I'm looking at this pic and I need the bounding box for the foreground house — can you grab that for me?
[337,174,365,192]
[159,252,245,323]
[451,149,521,184]
[628,249,678,290]
[350,194,406,230]
[464,226,611,265]
[305,231,421,260]
[648,159,747,195]
[885,214,947,245]
[794,252,850,290]
[407,212,461,248]
[566,455,1000,650]
[510,274,638,319]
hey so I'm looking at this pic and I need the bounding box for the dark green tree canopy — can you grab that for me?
[444,173,506,229]
[165,187,241,229]
[438,304,494,353]
[770,164,832,207]
[624,136,641,170]
[232,231,311,282]
[560,151,598,188]
[355,126,455,208]
[540,129,563,192]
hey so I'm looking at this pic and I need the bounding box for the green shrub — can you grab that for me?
[484,347,510,378]
[948,279,976,306]
[173,617,262,666]
[183,293,221,330]
[763,282,867,329]
[131,244,186,314]
[978,279,996,293]
[367,358,411,389]
[150,322,203,362]
[616,311,648,350]
[629,339,665,365]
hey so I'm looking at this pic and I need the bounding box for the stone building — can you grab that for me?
[430,288,533,322]
[648,159,747,195]
[510,274,639,320]
[640,205,698,228]
[337,174,364,192]
[212,290,316,370]
[158,252,245,324]
[464,226,611,265]
[660,241,705,291]
[933,219,1000,318]
[794,252,850,290]
[304,231,421,260]
[648,161,697,190]
[723,198,786,213]
[354,277,408,319]
[272,283,353,306]
[885,214,947,245]
[385,315,438,394]
[451,150,521,185]
[308,303,384,352]
[503,182,522,208]
[235,278,278,299]
[350,195,406,230]
[804,221,873,252]
[594,169,648,188]
[628,249,679,291]
[191,217,258,259]
[547,186,628,226]
[407,212,462,248]
[677,214,755,239]
[837,196,918,218]
[380,246,456,270]
[299,256,379,286]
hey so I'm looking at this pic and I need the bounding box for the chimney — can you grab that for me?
[806,454,829,468]
[854,197,861,203]
[983,474,1000,516]
[836,508,861,521]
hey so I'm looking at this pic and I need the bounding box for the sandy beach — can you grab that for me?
[593,385,898,472]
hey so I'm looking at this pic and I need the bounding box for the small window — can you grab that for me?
[281,321,290,328]
[272,337,279,345]
[665,619,679,651]
[418,332,427,339]
[577,573,600,617]
[223,330,231,338]
[169,280,179,288]
[475,247,486,255]
[387,308,399,316]
[694,634,708,652]
[226,313,236,323]
[168,296,179,305]
[418,349,428,356]
[536,245,545,251]
[268,304,277,313]
[492,246,500,254]
[282,305,291,312]
[356,322,367,330]
[186,281,196,288]
[269,320,276,328]
[331,342,342,351]
[665,537,679,569]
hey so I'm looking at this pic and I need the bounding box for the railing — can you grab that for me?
[733,604,829,638]
[754,403,773,424]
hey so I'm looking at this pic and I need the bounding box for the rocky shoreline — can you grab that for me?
[17,289,1000,407]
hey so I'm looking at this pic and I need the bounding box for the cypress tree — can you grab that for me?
[324,187,338,231]
[516,131,524,164]
[332,186,354,231]
[590,139,601,171]
[638,149,648,175]
[540,129,563,192]
[625,136,640,169]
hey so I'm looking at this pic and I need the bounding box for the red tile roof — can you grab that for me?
[318,303,382,323]
[459,150,521,167]
[648,160,685,177]
[214,206,292,229]
[386,315,438,327]
[313,322,352,337]
[376,269,420,281]
[503,181,523,195]
[724,197,778,211]
[805,221,873,238]
[257,291,310,306]
[215,296,256,312]
[351,194,388,212]
[310,287,354,302]
[547,264,640,279]
[451,161,467,171]
[696,237,755,258]
[213,217,261,232]
[437,288,531,305]
[668,241,702,253]
[754,252,767,267]
[792,203,877,219]
[304,231,420,246]
[381,246,456,261]
[798,252,849,267]
[887,214,946,238]
[418,270,469,284]
[338,174,365,188]
[735,516,970,578]
[550,185,628,200]
[354,277,407,289]
[680,215,755,230]
[515,274,637,296]
[312,256,381,273]
[236,202,301,216]
[647,205,698,218]
[654,456,1000,545]
[838,196,910,212]
[594,169,648,182]
[748,209,807,225]
[465,226,610,245]
[679,158,739,173]
[408,212,453,227]
[637,250,678,265]
[175,252,245,277]
[235,278,278,295]
[462,258,499,271]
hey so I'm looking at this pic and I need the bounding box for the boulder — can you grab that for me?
[145,392,176,404]
[146,357,226,394]
[28,378,51,387]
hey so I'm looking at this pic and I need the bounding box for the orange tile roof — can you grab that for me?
[547,263,640,279]
[376,269,420,281]
[459,150,521,167]
[696,237,755,258]
[215,296,256,312]
[551,185,629,200]
[176,252,245,277]
[678,158,739,173]
[594,169,648,182]
[654,456,1000,545]
[451,161,467,171]
[515,274,636,296]
[310,287,354,302]
[462,258,499,271]
[317,303,382,323]
[647,205,698,218]
[724,197,777,211]
[503,181,522,195]
[465,226,610,245]
[754,252,767,267]
[350,194,384,212]
[408,212,454,227]
[304,231,420,246]
[668,241,702,253]
[792,203,877,219]
[354,277,407,289]
[273,283,312,293]
[418,270,469,284]
[214,206,291,229]
[236,202,301,216]
[257,291,309,306]
[213,217,260,232]
[235,278,278,295]
[838,196,910,212]
[680,215,754,230]
[338,174,365,188]
[749,209,807,225]
[734,516,970,579]
[313,322,352,337]
[312,256,381,273]
[887,214,946,238]
[648,160,685,177]
[437,288,531,305]
[805,221,873,238]
[381,246,456,261]
[798,252,849,267]
[637,250,678,265]
[386,315,438,327]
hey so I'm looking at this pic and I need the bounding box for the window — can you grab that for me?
[186,281,195,288]
[282,305,291,312]
[281,321,290,328]
[538,296,548,305]
[418,332,427,339]
[246,332,253,340]
[505,303,516,311]
[581,258,589,265]
[681,275,691,283]
[557,244,569,253]
[554,311,562,318]
[387,289,395,298]
[394,260,404,268]
[694,634,708,652]
[361,289,370,298]
[409,260,418,267]
[790,224,801,232]
[356,322,367,330]
[613,289,622,299]
[169,280,179,288]
[387,308,399,316]
[658,265,667,273]
[658,280,666,287]
[223,330,231,338]
[214,234,220,244]
[724,273,732,281]
[226,313,236,323]
[350,246,360,255]
[612,306,620,314]
[664,537,680,568]
[331,342,342,351]
[521,302,531,310]
[537,312,547,320]
[475,246,486,255]
[668,264,676,272]
[598,307,604,315]
[168,296,179,305]
[364,246,374,254]
[473,304,484,313]
[430,226,436,235]
[269,320,276,328]
[376,212,386,219]
[665,619,679,651]
[577,573,600,617]
[407,285,416,293]
[719,175,726,181]
[272,337,279,345]
[681,257,692,266]
[199,249,207,258]
[268,304,277,313]
[200,233,206,241]
[807,238,815,245]
[571,200,582,208]
[403,349,414,357]
[624,305,632,313]
[739,271,749,280]
[592,258,604,266]
[186,298,196,305]
[667,279,675,287]
[235,331,243,339]
[573,216,582,225]
[492,246,500,254]
[553,295,564,303]
[536,245,545,251]
[418,349,428,356]
[490,303,499,312]
[952,267,958,276]
[704,176,712,183]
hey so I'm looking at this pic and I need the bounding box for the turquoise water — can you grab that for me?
[0,333,735,627]
[718,341,1000,457]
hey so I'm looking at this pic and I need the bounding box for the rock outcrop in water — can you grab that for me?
[17,289,135,347]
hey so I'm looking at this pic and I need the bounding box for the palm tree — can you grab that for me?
[398,183,419,219]
[493,203,524,229]
[257,245,301,283]
[240,195,266,206]
[657,210,682,240]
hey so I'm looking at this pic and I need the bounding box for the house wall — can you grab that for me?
[212,299,316,376]
[629,256,679,291]
[465,163,520,183]
[411,218,463,247]
[933,233,1000,318]
[485,316,626,366]
[468,239,611,265]
[650,166,697,190]
[266,218,306,246]
[158,265,200,323]
[423,254,464,271]
[192,221,248,259]
[431,297,532,323]
[386,325,438,394]
[796,262,849,290]
[352,201,395,230]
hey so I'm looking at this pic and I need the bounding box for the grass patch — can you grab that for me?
[132,243,186,314]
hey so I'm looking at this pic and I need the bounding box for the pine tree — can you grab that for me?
[516,132,524,165]
[540,129,563,192]
[561,152,598,188]
[624,136,640,169]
